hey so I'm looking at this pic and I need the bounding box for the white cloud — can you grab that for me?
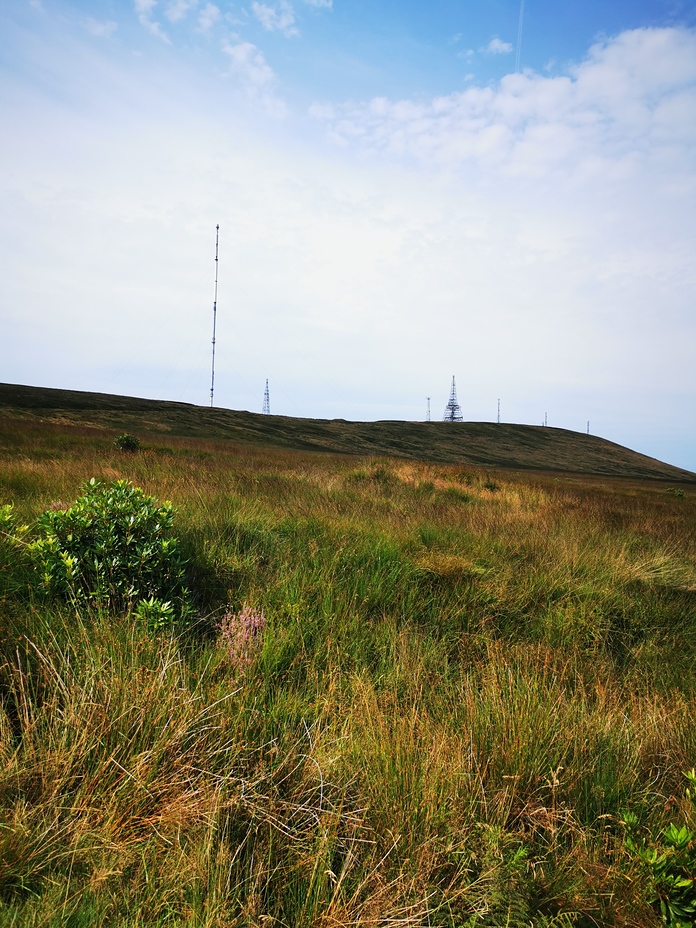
[485,37,513,54]
[134,0,170,42]
[84,18,118,38]
[197,3,219,32]
[165,0,198,23]
[222,38,275,87]
[311,27,696,180]
[221,39,287,114]
[251,0,299,37]
[303,0,332,7]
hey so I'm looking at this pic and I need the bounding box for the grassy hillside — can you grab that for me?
[1,381,694,481]
[1,410,696,926]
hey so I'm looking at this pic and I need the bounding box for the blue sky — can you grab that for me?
[1,0,696,470]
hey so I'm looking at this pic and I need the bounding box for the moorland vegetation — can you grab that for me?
[1,417,695,927]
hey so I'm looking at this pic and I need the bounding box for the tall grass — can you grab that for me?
[0,424,694,925]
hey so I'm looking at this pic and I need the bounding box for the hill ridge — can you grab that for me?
[1,382,693,482]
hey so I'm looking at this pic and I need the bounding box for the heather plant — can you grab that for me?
[28,478,190,618]
[218,602,266,672]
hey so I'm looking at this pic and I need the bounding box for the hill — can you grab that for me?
[0,381,693,481]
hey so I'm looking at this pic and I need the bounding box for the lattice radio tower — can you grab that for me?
[209,224,219,408]
[443,376,463,422]
[262,379,270,415]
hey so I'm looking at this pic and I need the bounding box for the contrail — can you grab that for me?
[515,0,525,73]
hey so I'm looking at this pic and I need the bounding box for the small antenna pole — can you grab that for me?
[262,379,270,415]
[497,398,500,424]
[426,397,431,422]
[209,224,220,407]
[544,412,547,427]
[587,420,590,435]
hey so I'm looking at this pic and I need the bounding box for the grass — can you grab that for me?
[0,418,695,925]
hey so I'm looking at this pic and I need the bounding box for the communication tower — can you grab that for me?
[443,376,463,422]
[209,224,219,407]
[262,379,270,415]
[426,397,431,422]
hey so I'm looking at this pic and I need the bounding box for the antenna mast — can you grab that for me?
[426,397,431,422]
[443,376,463,422]
[497,398,500,424]
[262,379,270,415]
[209,224,219,407]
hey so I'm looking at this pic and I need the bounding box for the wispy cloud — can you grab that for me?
[221,38,287,114]
[134,0,170,42]
[222,39,275,87]
[84,18,118,38]
[303,0,332,7]
[165,0,198,23]
[484,37,513,54]
[251,1,299,37]
[197,3,219,32]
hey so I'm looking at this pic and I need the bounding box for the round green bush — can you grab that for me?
[30,478,190,618]
[113,433,141,452]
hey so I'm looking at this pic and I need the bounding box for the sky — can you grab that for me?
[1,0,695,471]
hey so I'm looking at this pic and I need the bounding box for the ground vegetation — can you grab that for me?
[0,418,695,925]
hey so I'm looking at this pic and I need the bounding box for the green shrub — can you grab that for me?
[29,478,190,619]
[0,502,27,542]
[134,596,176,631]
[623,771,696,927]
[113,433,141,453]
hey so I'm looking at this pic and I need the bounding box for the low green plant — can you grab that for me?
[0,502,31,601]
[113,432,141,452]
[0,502,28,545]
[623,771,696,927]
[133,596,176,631]
[29,478,190,618]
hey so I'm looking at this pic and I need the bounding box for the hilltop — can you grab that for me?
[0,381,693,482]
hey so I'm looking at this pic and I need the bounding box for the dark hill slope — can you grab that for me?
[1,382,693,482]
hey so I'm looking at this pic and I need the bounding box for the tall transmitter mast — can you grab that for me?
[209,224,219,407]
